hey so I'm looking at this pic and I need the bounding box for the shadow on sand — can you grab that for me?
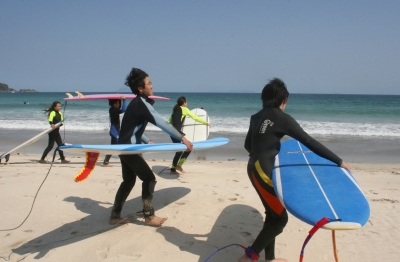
[11,187,191,259]
[157,204,264,261]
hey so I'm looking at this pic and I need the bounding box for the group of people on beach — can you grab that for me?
[39,67,350,262]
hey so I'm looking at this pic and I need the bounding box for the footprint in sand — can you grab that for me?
[175,202,186,205]
[228,198,237,201]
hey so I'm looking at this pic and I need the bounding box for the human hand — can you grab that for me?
[181,136,193,152]
[207,123,211,127]
[120,96,126,100]
[51,124,55,128]
[340,161,352,170]
[148,140,155,144]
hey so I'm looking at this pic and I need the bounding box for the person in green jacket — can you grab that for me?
[39,101,70,163]
[169,96,210,174]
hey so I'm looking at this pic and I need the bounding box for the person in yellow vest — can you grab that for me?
[39,101,70,163]
[168,96,210,174]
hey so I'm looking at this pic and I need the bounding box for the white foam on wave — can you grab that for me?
[1,118,399,137]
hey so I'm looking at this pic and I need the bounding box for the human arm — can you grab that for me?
[283,115,342,166]
[120,97,127,113]
[183,107,209,125]
[244,117,252,153]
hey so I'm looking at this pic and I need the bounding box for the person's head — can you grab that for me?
[108,99,121,108]
[173,96,187,113]
[44,101,62,116]
[125,68,152,96]
[261,78,289,110]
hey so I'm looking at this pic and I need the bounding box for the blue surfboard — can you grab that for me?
[60,137,229,155]
[272,139,370,230]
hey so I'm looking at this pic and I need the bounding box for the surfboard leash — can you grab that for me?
[299,217,341,262]
[203,244,259,262]
[0,148,61,232]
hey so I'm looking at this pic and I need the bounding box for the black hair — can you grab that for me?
[173,96,187,113]
[108,99,121,108]
[43,101,61,117]
[261,78,289,108]
[124,68,149,95]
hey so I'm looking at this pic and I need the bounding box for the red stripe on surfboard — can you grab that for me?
[74,152,99,182]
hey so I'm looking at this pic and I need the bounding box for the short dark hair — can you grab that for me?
[108,99,120,107]
[125,68,149,95]
[261,78,289,108]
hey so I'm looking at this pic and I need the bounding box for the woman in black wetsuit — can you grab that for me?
[169,96,210,174]
[238,78,351,262]
[39,101,70,164]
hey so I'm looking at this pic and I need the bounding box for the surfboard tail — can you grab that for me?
[74,152,100,182]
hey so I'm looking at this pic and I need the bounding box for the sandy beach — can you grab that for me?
[1,151,399,262]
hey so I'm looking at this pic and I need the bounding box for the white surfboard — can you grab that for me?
[182,108,210,142]
[0,121,64,163]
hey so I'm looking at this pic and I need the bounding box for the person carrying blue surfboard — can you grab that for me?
[102,96,127,167]
[168,96,210,174]
[39,101,70,164]
[239,78,351,262]
[109,68,193,227]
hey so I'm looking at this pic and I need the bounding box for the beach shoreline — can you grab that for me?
[1,127,400,163]
[1,153,399,261]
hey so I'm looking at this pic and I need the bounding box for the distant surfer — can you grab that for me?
[24,101,27,104]
[239,78,351,262]
[39,101,70,164]
[102,96,127,167]
[109,68,193,226]
[168,96,210,174]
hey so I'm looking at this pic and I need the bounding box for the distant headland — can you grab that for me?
[0,82,38,92]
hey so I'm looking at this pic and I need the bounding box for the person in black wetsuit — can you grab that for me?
[109,67,193,227]
[102,96,127,167]
[238,78,351,262]
[39,101,70,164]
[169,96,210,174]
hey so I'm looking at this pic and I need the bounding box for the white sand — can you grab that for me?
[1,153,399,261]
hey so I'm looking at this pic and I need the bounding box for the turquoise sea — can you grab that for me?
[0,92,399,137]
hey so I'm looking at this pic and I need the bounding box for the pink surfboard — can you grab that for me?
[64,92,169,101]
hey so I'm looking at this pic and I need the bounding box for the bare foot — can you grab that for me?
[109,218,132,225]
[176,166,186,173]
[170,171,179,175]
[145,216,168,227]
[238,254,253,262]
[102,164,113,167]
[38,159,47,164]
[267,259,288,262]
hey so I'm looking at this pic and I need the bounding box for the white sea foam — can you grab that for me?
[1,118,399,137]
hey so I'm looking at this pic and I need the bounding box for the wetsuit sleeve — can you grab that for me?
[168,116,172,124]
[140,134,151,144]
[141,98,184,140]
[283,115,342,166]
[183,107,208,125]
[48,111,56,124]
[244,117,253,153]
[120,99,127,113]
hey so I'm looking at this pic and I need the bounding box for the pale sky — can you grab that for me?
[1,0,399,94]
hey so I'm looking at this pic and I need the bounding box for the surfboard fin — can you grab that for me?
[65,92,73,98]
[75,91,84,98]
[74,152,100,182]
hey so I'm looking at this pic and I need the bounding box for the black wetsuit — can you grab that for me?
[111,94,183,220]
[103,100,126,165]
[40,111,65,161]
[244,106,342,260]
[169,106,208,171]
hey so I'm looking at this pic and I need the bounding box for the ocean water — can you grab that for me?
[0,92,399,138]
